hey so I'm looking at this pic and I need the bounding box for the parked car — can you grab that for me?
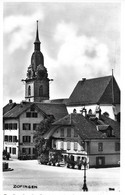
[66,154,89,170]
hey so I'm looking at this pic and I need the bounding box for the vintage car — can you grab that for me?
[65,154,89,170]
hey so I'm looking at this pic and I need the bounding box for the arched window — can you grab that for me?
[39,85,43,96]
[28,86,31,96]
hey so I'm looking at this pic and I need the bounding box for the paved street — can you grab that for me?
[3,159,120,192]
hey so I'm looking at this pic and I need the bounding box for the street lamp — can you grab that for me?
[82,158,88,191]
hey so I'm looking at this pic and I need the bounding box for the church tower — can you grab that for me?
[24,21,50,102]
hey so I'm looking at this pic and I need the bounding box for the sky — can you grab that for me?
[3,1,121,106]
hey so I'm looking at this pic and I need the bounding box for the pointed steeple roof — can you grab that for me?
[34,20,41,51]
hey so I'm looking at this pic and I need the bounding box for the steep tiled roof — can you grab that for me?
[3,102,17,115]
[67,76,120,106]
[3,102,68,121]
[35,102,68,120]
[101,115,120,138]
[3,102,32,118]
[51,113,120,139]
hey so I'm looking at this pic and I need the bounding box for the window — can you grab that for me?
[22,148,31,154]
[98,143,103,151]
[74,129,78,137]
[81,141,85,151]
[115,142,120,151]
[13,136,17,142]
[67,127,71,137]
[33,147,36,154]
[32,112,38,118]
[67,142,71,150]
[60,141,64,150]
[28,85,31,96]
[4,135,8,141]
[39,85,43,96]
[12,148,16,154]
[26,112,31,117]
[74,142,78,151]
[26,112,38,118]
[5,123,8,129]
[9,136,12,142]
[4,123,17,130]
[60,128,64,137]
[13,123,17,130]
[9,147,11,154]
[9,123,12,129]
[22,123,31,130]
[52,140,56,149]
[23,136,31,143]
[33,123,39,130]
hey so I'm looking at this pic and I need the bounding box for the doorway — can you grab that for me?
[96,156,105,167]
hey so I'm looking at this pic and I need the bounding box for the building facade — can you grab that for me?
[44,113,120,168]
[3,102,68,159]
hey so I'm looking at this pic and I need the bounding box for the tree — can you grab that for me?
[33,115,55,157]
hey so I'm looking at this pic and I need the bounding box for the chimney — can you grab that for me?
[80,107,87,117]
[82,78,86,82]
[73,108,77,114]
[95,105,101,119]
[9,99,13,104]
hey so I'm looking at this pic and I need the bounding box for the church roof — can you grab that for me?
[67,76,120,106]
[3,102,68,121]
[48,113,120,140]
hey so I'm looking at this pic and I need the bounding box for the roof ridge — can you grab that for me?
[83,75,112,82]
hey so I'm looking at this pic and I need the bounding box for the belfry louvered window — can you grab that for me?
[39,85,43,96]
[28,85,31,96]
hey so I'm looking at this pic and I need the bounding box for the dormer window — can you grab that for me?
[97,125,114,137]
[26,112,38,118]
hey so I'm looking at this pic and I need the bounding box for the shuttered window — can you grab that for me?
[60,141,64,150]
[74,142,78,151]
[67,142,71,150]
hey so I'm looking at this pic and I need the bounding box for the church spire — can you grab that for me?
[34,20,41,51]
